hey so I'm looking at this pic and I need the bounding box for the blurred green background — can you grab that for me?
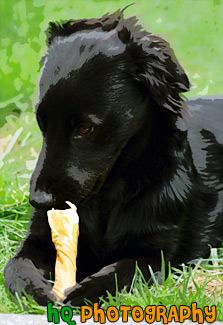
[0,0,223,209]
[1,0,223,120]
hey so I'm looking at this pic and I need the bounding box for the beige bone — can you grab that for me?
[47,201,79,300]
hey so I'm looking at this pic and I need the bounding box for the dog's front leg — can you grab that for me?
[4,256,57,305]
[63,257,158,307]
[4,208,57,306]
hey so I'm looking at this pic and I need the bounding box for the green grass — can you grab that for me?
[0,0,223,319]
[1,252,223,320]
[100,255,223,321]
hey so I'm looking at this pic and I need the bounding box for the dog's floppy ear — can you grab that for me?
[120,18,190,112]
[134,35,190,112]
[138,36,190,112]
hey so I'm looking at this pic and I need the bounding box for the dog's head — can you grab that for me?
[30,9,190,210]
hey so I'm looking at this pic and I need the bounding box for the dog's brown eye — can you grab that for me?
[77,125,92,135]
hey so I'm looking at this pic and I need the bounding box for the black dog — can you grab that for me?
[4,10,223,306]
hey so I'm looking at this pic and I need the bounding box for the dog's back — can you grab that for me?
[171,96,223,262]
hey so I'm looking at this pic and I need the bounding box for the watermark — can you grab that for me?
[47,302,216,324]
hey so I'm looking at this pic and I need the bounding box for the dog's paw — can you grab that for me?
[62,283,92,307]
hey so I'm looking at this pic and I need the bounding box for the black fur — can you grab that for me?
[4,10,223,306]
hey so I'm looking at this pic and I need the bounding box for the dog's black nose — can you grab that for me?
[29,190,55,210]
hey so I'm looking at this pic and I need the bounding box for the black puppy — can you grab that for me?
[4,10,223,306]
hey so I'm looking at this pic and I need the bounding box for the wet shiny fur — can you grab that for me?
[4,10,223,306]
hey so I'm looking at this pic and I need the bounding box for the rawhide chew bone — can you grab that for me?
[47,201,79,301]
